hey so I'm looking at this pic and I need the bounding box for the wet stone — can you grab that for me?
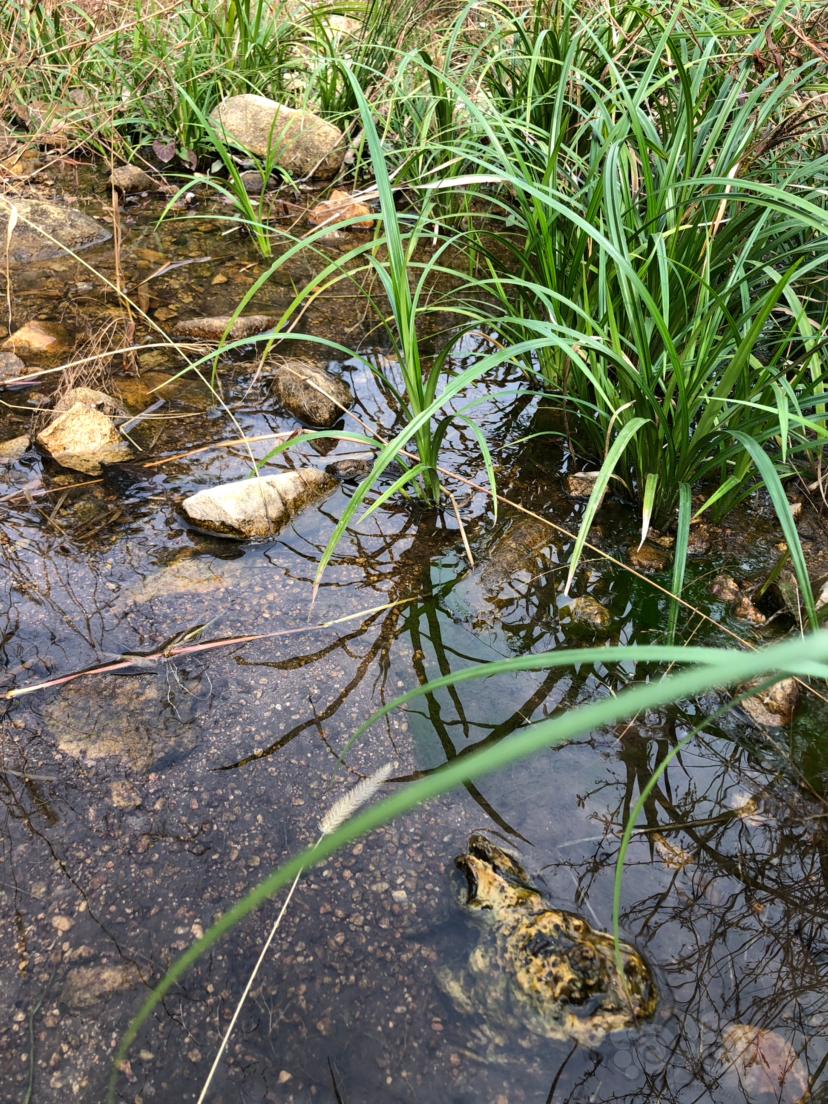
[563,595,612,631]
[628,541,670,573]
[36,401,132,475]
[718,1024,808,1104]
[44,676,201,771]
[566,471,599,498]
[118,553,234,608]
[110,781,142,811]
[326,456,374,483]
[0,433,30,462]
[740,677,799,727]
[2,319,72,362]
[0,350,26,384]
[181,468,337,539]
[0,196,111,263]
[269,357,353,427]
[173,314,277,342]
[53,386,126,417]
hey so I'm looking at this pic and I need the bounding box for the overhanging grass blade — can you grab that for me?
[110,631,828,1101]
[564,417,648,592]
[732,431,817,629]
[668,483,691,644]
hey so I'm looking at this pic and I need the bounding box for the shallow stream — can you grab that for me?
[0,169,826,1104]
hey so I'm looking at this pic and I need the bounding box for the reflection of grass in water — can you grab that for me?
[111,630,828,1098]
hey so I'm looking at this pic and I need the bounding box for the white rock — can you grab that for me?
[181,469,337,539]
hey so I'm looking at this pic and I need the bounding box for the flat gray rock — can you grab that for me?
[0,196,111,263]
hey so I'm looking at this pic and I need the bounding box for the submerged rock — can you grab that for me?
[0,196,110,263]
[711,573,765,623]
[326,456,374,483]
[62,963,142,1010]
[307,189,372,232]
[2,319,72,361]
[718,1024,807,1104]
[0,350,26,384]
[182,469,337,539]
[740,677,799,728]
[628,541,669,573]
[270,358,353,426]
[173,314,276,342]
[448,515,555,628]
[36,401,132,474]
[118,554,233,609]
[0,434,30,462]
[566,471,600,498]
[46,674,200,770]
[209,95,345,179]
[563,595,612,631]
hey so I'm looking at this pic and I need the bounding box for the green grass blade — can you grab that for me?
[668,482,692,644]
[564,417,649,592]
[732,431,817,629]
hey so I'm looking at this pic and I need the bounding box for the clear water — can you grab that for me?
[0,171,825,1104]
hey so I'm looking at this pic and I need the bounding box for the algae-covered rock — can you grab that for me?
[270,358,353,426]
[0,196,110,263]
[182,469,337,539]
[209,95,345,179]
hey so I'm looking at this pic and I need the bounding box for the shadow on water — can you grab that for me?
[0,171,825,1103]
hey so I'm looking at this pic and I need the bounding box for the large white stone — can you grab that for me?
[181,469,337,539]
